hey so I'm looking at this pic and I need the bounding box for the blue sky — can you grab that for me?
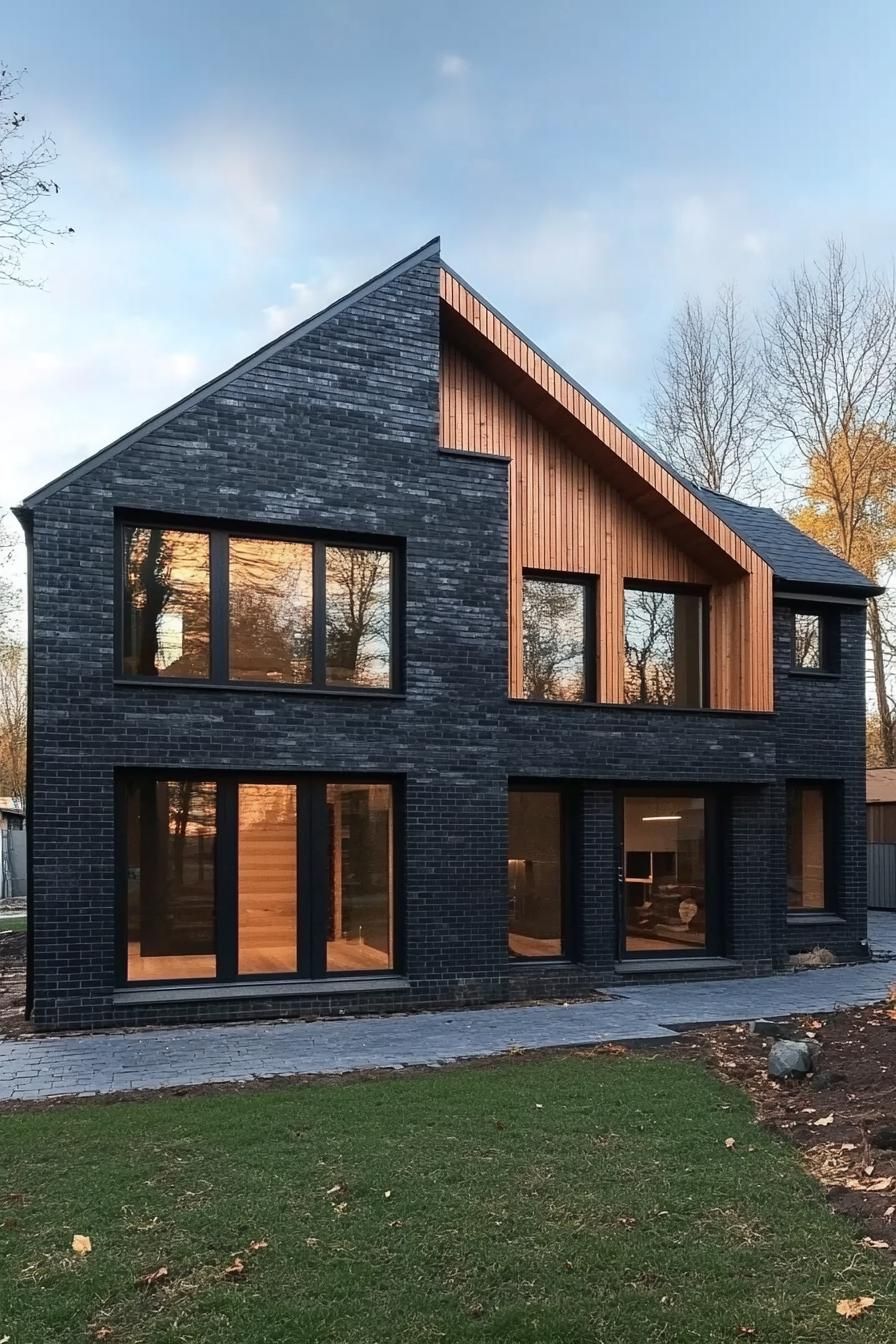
[4,0,896,506]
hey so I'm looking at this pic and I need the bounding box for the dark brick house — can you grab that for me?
[16,239,880,1029]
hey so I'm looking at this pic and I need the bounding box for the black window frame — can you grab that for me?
[507,780,578,963]
[622,579,710,709]
[116,513,404,695]
[789,605,841,676]
[785,780,840,914]
[520,569,598,704]
[115,769,403,988]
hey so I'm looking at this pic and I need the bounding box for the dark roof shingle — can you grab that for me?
[693,488,880,593]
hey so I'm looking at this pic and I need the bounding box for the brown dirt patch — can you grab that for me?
[0,929,30,1037]
[675,992,896,1254]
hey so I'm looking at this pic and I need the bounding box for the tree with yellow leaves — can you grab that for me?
[762,242,896,764]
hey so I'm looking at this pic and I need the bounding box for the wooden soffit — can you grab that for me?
[440,266,767,582]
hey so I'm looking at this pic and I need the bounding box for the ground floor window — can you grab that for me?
[508,787,567,958]
[122,774,395,984]
[786,783,831,911]
[622,794,708,955]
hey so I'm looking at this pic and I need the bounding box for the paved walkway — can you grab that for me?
[0,915,894,1104]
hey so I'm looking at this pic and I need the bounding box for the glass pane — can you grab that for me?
[522,578,586,701]
[123,527,210,677]
[325,548,392,687]
[126,778,216,981]
[238,784,298,975]
[229,538,313,683]
[326,783,393,971]
[787,786,825,909]
[624,588,703,707]
[508,790,563,957]
[794,612,821,669]
[623,796,706,954]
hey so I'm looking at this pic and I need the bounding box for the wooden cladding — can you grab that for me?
[439,286,775,713]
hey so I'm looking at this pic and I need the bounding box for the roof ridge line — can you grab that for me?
[22,236,441,509]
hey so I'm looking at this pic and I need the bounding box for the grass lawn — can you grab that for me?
[1,1054,893,1343]
[0,914,25,933]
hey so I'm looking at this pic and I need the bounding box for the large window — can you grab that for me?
[508,787,566,958]
[522,574,593,701]
[787,784,830,910]
[623,584,706,707]
[120,522,397,691]
[121,774,396,984]
[622,794,709,955]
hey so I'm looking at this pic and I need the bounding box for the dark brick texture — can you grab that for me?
[24,254,868,1028]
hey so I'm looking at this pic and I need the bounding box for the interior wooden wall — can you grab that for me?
[440,341,771,710]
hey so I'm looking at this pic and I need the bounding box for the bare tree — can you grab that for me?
[0,64,71,284]
[761,240,896,763]
[0,511,20,644]
[647,286,766,497]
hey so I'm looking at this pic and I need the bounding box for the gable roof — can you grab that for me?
[440,264,766,582]
[693,488,881,595]
[21,237,441,509]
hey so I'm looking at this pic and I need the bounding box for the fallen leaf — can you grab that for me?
[305,1236,319,1247]
[333,1202,348,1216]
[247,1239,268,1252]
[325,1184,343,1196]
[224,1256,245,1278]
[835,1296,875,1319]
[884,1205,895,1220]
[387,1219,404,1228]
[384,1190,392,1199]
[725,1138,736,1149]
[136,1265,168,1289]
[71,1234,92,1255]
[736,1329,756,1338]
[862,1238,889,1249]
[814,1114,835,1128]
[92,1331,113,1341]
[535,1103,543,1109]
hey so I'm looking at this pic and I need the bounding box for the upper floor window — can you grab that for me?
[623,583,706,708]
[121,521,397,691]
[791,606,840,674]
[522,573,594,702]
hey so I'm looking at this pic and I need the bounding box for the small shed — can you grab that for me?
[868,769,896,909]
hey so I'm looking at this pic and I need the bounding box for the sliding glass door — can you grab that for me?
[619,793,718,957]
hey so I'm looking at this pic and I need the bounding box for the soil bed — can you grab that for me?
[0,929,29,1037]
[678,993,896,1255]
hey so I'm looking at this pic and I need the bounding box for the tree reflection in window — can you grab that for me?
[793,612,821,669]
[123,527,210,677]
[229,538,313,683]
[624,586,704,707]
[522,577,586,701]
[325,548,392,687]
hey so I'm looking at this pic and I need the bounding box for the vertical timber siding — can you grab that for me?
[439,327,774,710]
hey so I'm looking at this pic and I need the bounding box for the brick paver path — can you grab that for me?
[2,915,894,1104]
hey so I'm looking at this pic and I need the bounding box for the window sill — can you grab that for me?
[614,956,741,974]
[113,975,411,1006]
[114,678,405,700]
[787,669,840,680]
[507,698,772,718]
[786,912,845,925]
[509,957,576,972]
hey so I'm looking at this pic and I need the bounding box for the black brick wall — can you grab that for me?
[25,253,869,1028]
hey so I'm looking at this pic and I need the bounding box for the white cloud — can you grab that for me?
[438,53,470,80]
[262,273,359,334]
